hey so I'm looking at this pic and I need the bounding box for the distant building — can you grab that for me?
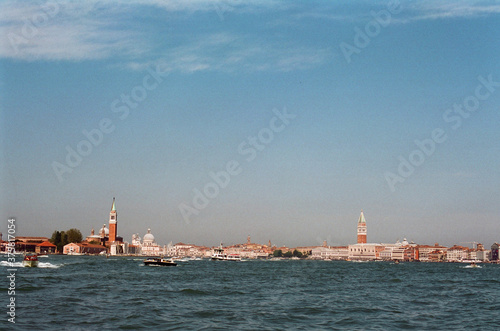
[15,237,50,252]
[85,198,125,255]
[447,245,471,262]
[491,243,499,261]
[63,242,107,255]
[166,242,209,257]
[357,210,367,244]
[35,241,57,254]
[348,243,385,260]
[311,246,349,260]
[416,244,448,262]
[131,229,164,256]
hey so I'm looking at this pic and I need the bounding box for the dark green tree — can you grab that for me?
[66,228,83,243]
[50,231,61,245]
[283,251,293,258]
[273,250,283,257]
[50,228,82,252]
[293,249,303,258]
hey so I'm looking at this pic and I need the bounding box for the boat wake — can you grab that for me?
[37,262,61,268]
[0,261,60,268]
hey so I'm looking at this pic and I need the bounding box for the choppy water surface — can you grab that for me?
[2,256,499,330]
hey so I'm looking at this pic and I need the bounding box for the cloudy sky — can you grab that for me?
[1,0,499,247]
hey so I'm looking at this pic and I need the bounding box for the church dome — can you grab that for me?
[99,224,109,236]
[143,228,155,243]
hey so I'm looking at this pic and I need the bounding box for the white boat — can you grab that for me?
[211,244,241,261]
[23,253,39,267]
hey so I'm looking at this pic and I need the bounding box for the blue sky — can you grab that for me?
[1,0,499,247]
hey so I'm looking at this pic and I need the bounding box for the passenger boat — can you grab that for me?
[211,244,241,261]
[143,257,177,266]
[23,253,39,267]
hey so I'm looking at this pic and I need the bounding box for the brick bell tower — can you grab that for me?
[109,197,117,243]
[357,210,367,244]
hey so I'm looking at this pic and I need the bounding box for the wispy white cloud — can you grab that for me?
[125,32,332,73]
[394,1,500,24]
[2,0,497,71]
[0,1,151,61]
[0,1,329,72]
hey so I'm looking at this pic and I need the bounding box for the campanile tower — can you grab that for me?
[109,197,117,242]
[357,210,367,244]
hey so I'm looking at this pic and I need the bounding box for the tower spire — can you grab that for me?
[109,197,117,243]
[357,210,367,244]
[358,210,366,223]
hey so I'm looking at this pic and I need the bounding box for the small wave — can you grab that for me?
[181,288,209,296]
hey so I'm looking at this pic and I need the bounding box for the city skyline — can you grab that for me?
[1,1,500,247]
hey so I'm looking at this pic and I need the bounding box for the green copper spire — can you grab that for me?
[111,197,116,211]
[358,210,366,224]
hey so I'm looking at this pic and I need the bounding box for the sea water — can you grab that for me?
[1,256,499,330]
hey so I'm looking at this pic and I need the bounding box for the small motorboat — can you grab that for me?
[23,253,39,267]
[143,257,177,266]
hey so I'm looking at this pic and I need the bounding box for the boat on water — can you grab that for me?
[23,253,39,267]
[143,257,177,266]
[211,244,241,261]
[465,262,481,268]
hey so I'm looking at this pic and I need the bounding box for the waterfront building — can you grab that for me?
[166,242,209,257]
[63,242,107,255]
[223,237,274,258]
[416,244,448,262]
[311,246,349,260]
[403,246,419,261]
[131,229,164,256]
[446,245,471,262]
[476,249,490,262]
[35,241,57,254]
[348,243,385,260]
[491,243,499,261]
[357,210,367,244]
[14,237,50,252]
[379,239,415,261]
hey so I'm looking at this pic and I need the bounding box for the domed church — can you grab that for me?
[131,228,164,256]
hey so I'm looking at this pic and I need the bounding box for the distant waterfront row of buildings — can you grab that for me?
[2,200,499,263]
